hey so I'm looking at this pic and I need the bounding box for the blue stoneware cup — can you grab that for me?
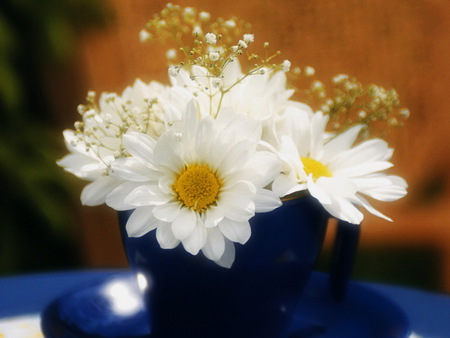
[119,194,360,338]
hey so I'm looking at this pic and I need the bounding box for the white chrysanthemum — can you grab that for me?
[106,101,282,267]
[169,60,295,121]
[58,79,194,206]
[272,110,407,224]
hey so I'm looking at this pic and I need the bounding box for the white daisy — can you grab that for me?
[272,110,408,224]
[107,100,282,267]
[58,79,194,206]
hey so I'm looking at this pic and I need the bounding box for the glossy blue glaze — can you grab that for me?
[119,196,330,338]
[39,271,411,338]
[41,273,150,337]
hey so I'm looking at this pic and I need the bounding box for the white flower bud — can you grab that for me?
[166,48,177,60]
[209,51,220,61]
[183,7,195,16]
[199,11,210,21]
[243,34,254,44]
[282,60,291,72]
[225,20,236,28]
[205,33,217,44]
[211,77,223,88]
[139,29,151,42]
[237,40,248,49]
[193,25,202,36]
[77,104,86,115]
[168,65,179,77]
[399,108,410,118]
[332,74,349,84]
[358,110,367,119]
[305,66,315,76]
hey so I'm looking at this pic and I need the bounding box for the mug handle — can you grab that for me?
[328,219,361,301]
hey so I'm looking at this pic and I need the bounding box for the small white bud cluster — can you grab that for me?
[399,108,410,118]
[243,34,254,44]
[139,29,152,42]
[209,50,220,61]
[70,81,170,170]
[332,74,349,84]
[205,32,217,45]
[199,11,211,21]
[166,49,177,60]
[169,65,181,77]
[225,19,236,28]
[282,60,291,72]
[193,25,203,36]
[304,66,315,77]
[237,39,248,49]
[211,77,223,88]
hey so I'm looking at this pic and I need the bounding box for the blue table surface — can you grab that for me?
[0,269,449,338]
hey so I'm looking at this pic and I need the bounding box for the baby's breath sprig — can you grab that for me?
[140,4,291,118]
[141,4,289,80]
[140,4,250,68]
[294,71,409,139]
[141,4,408,138]
[71,88,167,174]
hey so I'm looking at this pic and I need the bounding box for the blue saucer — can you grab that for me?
[40,272,411,338]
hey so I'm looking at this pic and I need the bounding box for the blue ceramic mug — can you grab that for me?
[119,194,360,338]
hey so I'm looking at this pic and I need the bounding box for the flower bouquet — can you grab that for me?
[56,3,408,337]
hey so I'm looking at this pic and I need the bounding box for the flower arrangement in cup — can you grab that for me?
[59,4,408,268]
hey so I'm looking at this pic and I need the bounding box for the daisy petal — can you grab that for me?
[314,176,357,198]
[182,223,208,255]
[241,151,281,187]
[254,189,282,213]
[331,139,392,169]
[219,194,255,221]
[323,124,364,158]
[212,238,235,268]
[309,111,329,158]
[126,207,159,237]
[152,202,181,222]
[125,184,172,206]
[181,100,199,142]
[201,227,225,261]
[333,161,393,178]
[122,132,156,163]
[106,182,142,210]
[217,140,253,175]
[158,174,175,194]
[204,205,225,228]
[156,223,180,249]
[218,218,251,244]
[307,177,332,205]
[352,195,393,222]
[322,196,364,225]
[58,153,101,180]
[111,157,155,181]
[355,175,407,201]
[171,208,197,240]
[219,180,256,221]
[153,132,183,173]
[81,177,122,206]
[272,172,305,197]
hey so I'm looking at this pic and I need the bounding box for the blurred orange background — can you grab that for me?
[39,0,450,292]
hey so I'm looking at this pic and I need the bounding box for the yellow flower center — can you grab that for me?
[173,165,221,212]
[301,157,333,181]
